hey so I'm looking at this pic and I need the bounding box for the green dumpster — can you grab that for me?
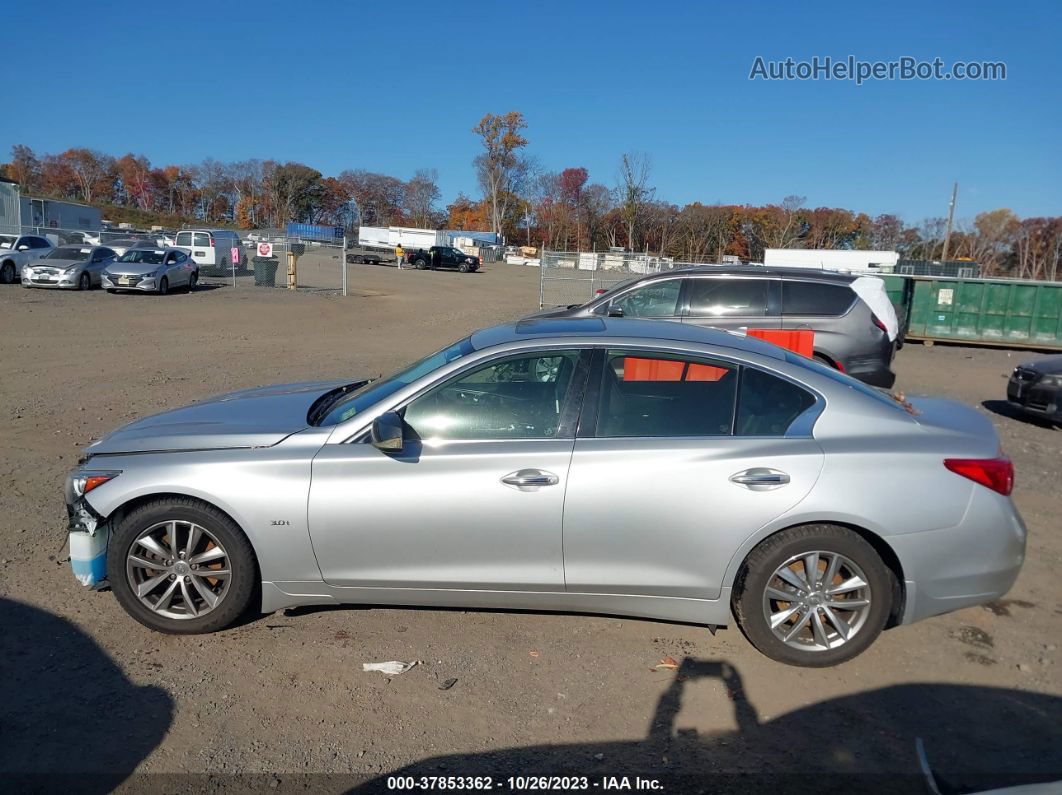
[906,276,1062,350]
[881,274,915,342]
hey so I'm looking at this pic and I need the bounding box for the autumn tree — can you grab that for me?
[617,152,653,251]
[472,111,529,235]
[6,145,42,191]
[404,169,441,227]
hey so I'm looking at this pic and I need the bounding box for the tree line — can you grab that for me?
[5,116,1061,280]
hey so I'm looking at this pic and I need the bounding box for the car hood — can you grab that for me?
[31,258,85,269]
[1019,355,1062,374]
[104,261,167,275]
[85,379,361,455]
[521,304,588,319]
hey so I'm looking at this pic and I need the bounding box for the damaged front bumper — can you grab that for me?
[65,472,116,588]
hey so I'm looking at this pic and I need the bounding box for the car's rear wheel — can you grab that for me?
[414,258,427,269]
[813,352,838,369]
[0,262,15,284]
[109,498,257,634]
[188,271,198,292]
[158,276,169,296]
[732,524,892,667]
[78,272,91,291]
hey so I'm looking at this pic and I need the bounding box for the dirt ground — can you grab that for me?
[1,263,1060,793]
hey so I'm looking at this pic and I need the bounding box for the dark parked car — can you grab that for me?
[1007,355,1062,424]
[408,246,480,272]
[528,267,897,387]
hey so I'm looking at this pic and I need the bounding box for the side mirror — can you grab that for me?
[17,245,29,251]
[607,306,625,318]
[371,411,404,452]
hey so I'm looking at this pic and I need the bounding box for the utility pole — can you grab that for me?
[942,182,958,261]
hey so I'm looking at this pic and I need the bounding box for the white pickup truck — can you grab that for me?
[0,234,55,284]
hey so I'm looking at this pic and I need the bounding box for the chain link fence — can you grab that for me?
[538,250,694,308]
[2,225,358,293]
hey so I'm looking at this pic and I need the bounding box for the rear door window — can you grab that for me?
[782,281,856,316]
[610,280,682,318]
[193,233,210,247]
[687,278,768,317]
[175,232,192,246]
[735,367,817,436]
[596,350,738,437]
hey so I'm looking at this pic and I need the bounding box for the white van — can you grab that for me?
[174,229,243,269]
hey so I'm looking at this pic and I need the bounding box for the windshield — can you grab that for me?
[0,235,15,249]
[118,249,166,265]
[315,337,477,426]
[46,247,92,261]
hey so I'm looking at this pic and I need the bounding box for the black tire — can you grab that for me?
[0,261,15,284]
[158,276,169,296]
[414,258,427,270]
[108,497,258,634]
[732,524,893,667]
[78,272,91,291]
[106,288,117,294]
[813,352,838,369]
[187,271,198,292]
[458,262,471,273]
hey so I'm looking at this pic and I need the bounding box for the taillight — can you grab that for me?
[209,237,215,247]
[595,289,607,296]
[872,315,887,333]
[944,457,1014,496]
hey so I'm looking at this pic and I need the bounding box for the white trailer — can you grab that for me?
[764,248,899,274]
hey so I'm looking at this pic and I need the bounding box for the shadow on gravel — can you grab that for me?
[982,399,1057,429]
[358,657,1062,794]
[0,597,173,793]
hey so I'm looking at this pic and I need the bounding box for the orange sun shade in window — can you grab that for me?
[747,329,815,358]
[622,357,728,382]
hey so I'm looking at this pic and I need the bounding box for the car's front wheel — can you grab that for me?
[158,276,169,296]
[0,261,15,284]
[732,524,892,667]
[108,498,257,634]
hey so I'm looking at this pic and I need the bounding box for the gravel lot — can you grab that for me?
[1,263,1060,793]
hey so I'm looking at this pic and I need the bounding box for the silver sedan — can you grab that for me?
[64,319,1025,666]
[21,245,118,289]
[101,246,198,295]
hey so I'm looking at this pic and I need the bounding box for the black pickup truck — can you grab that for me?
[407,246,480,273]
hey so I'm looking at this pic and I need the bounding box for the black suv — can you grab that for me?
[528,267,896,388]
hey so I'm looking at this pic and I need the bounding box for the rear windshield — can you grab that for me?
[118,249,166,265]
[0,235,15,249]
[45,247,92,261]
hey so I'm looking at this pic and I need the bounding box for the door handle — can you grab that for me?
[730,468,790,491]
[501,469,560,490]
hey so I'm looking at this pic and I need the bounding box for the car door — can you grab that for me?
[561,347,824,600]
[682,275,779,333]
[191,232,212,265]
[307,348,591,591]
[778,279,860,359]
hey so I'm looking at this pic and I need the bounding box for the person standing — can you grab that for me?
[395,243,404,269]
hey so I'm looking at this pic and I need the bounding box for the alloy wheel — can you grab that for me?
[761,550,873,652]
[125,520,231,619]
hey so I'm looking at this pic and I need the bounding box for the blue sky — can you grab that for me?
[5,0,1059,222]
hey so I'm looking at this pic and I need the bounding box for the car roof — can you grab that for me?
[652,265,858,283]
[470,317,786,360]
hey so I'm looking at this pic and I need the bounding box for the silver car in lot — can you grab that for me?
[101,246,198,295]
[21,245,118,290]
[65,318,1025,666]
